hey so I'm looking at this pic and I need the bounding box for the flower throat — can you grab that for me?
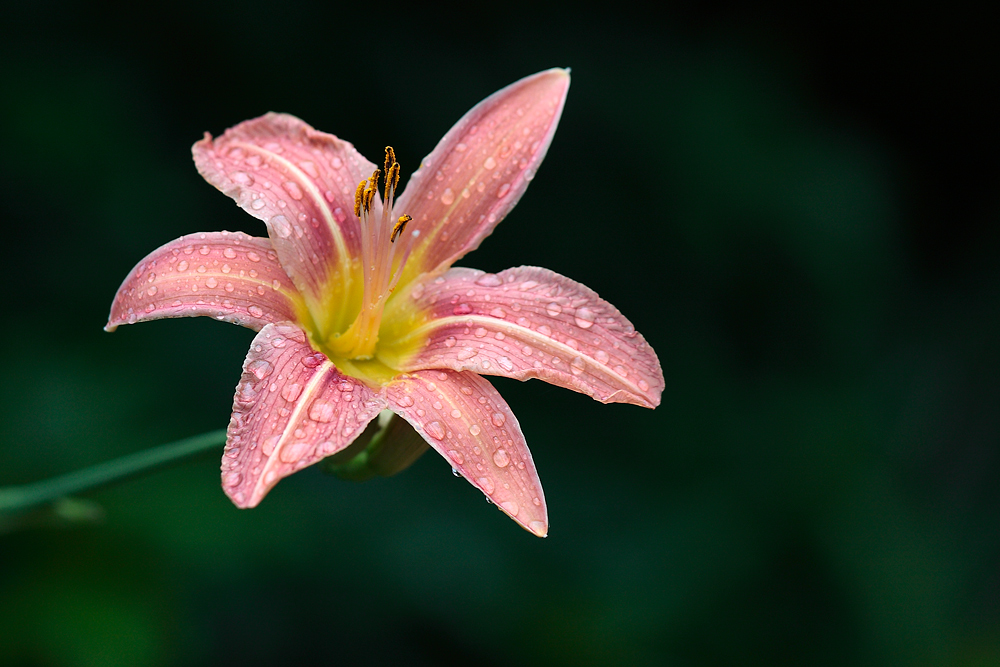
[326,146,417,360]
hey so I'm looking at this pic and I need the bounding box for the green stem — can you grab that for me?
[0,429,227,515]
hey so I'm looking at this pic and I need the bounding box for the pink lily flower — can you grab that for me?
[106,69,663,536]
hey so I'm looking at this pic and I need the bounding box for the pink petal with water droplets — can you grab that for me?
[192,112,375,305]
[394,69,570,284]
[386,370,547,537]
[387,267,663,408]
[106,232,303,332]
[223,323,386,508]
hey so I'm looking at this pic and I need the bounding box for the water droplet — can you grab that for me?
[497,183,510,198]
[397,395,414,407]
[248,305,264,318]
[491,412,506,427]
[450,409,462,418]
[596,350,610,364]
[223,471,242,487]
[453,303,473,315]
[474,327,487,338]
[489,307,506,319]
[309,400,336,422]
[451,467,462,477]
[231,171,254,185]
[444,336,457,348]
[469,424,482,436]
[493,449,510,467]
[440,188,455,205]
[571,357,586,375]
[282,181,304,200]
[248,359,272,379]
[449,450,465,464]
[177,260,189,272]
[281,383,302,402]
[546,302,562,316]
[537,324,552,336]
[146,285,158,296]
[455,142,467,152]
[574,307,596,329]
[270,215,292,238]
[456,347,475,360]
[477,477,495,494]
[483,156,497,169]
[280,441,310,463]
[498,357,514,371]
[250,197,267,210]
[432,400,443,410]
[262,435,279,456]
[426,382,437,392]
[475,273,503,287]
[222,247,237,259]
[205,277,218,289]
[246,251,261,262]
[614,365,628,377]
[301,353,324,368]
[425,421,445,440]
[500,500,519,516]
[638,379,650,392]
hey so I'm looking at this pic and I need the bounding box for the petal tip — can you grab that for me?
[104,322,117,333]
[528,520,548,538]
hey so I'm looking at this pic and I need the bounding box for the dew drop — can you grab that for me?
[425,421,445,440]
[270,215,292,238]
[470,424,482,436]
[444,336,457,348]
[489,307,506,319]
[397,395,414,407]
[638,379,650,392]
[282,181,304,200]
[205,277,218,289]
[223,471,242,487]
[261,435,279,456]
[223,247,237,259]
[309,400,336,422]
[453,303,473,315]
[248,359,272,379]
[475,273,503,287]
[456,347,475,360]
[493,449,510,467]
[280,383,303,402]
[247,251,261,262]
[574,307,596,329]
[614,364,629,377]
[146,285,158,296]
[250,198,267,210]
[448,450,465,465]
[177,260,189,272]
[483,156,497,170]
[497,182,510,198]
[546,302,562,316]
[596,350,610,364]
[248,305,264,318]
[474,327,487,338]
[280,441,310,463]
[500,500,519,517]
[440,188,455,205]
[477,477,495,494]
[491,412,506,427]
[571,356,586,375]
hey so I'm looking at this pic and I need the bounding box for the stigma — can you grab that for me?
[329,146,418,360]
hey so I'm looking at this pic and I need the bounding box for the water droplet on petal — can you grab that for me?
[443,336,457,348]
[282,181,304,200]
[453,303,473,315]
[270,215,292,238]
[261,435,279,456]
[223,471,242,487]
[248,359,273,379]
[546,302,562,316]
[493,449,510,467]
[500,500,519,516]
[596,350,610,364]
[571,357,586,375]
[475,273,503,287]
[498,357,514,371]
[470,424,482,436]
[246,251,261,262]
[477,477,495,494]
[280,441,310,463]
[574,307,596,329]
[638,379,650,392]
[496,182,510,198]
[425,421,445,440]
[281,383,303,402]
[177,260,189,272]
[483,156,497,169]
[248,305,264,318]
[146,285,158,296]
[309,400,336,422]
[397,395,414,407]
[440,188,455,205]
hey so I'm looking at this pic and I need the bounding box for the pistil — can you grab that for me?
[327,147,417,360]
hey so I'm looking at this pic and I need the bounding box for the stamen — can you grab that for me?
[391,215,412,242]
[331,147,416,360]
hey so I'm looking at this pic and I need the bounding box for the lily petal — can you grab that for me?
[394,69,570,284]
[223,323,387,508]
[386,370,547,536]
[383,267,663,408]
[193,113,376,332]
[106,232,303,332]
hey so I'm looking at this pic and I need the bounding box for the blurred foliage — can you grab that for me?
[1,1,998,666]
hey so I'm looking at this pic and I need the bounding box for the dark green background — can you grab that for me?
[2,2,998,665]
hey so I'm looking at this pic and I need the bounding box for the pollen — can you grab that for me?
[391,215,412,242]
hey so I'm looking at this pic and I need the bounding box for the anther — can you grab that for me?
[354,180,366,217]
[384,146,396,176]
[387,162,400,192]
[391,215,412,242]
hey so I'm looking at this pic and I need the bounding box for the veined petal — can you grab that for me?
[193,113,376,334]
[394,69,570,284]
[106,232,303,332]
[223,323,387,508]
[382,267,663,408]
[386,370,547,537]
